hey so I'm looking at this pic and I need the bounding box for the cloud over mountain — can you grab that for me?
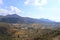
[10,6,23,14]
[0,6,23,15]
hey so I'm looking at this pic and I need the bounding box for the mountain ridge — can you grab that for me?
[0,14,59,25]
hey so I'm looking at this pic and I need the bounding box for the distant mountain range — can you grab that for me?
[0,14,60,25]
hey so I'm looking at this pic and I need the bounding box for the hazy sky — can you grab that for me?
[0,0,60,22]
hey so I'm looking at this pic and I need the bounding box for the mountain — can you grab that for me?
[0,14,25,23]
[0,14,59,25]
[0,14,60,40]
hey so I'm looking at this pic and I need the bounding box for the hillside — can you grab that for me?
[0,14,25,23]
[0,14,60,40]
[0,22,60,40]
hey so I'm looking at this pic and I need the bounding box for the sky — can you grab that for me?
[0,0,60,22]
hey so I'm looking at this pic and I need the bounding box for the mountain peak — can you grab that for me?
[6,14,20,17]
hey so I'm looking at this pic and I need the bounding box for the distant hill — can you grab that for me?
[39,18,54,22]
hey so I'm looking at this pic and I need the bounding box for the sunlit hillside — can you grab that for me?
[0,16,60,40]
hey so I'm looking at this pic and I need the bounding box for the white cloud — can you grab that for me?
[34,0,47,6]
[24,0,30,5]
[24,0,47,6]
[0,0,3,5]
[10,6,22,14]
[0,8,9,15]
[0,6,23,15]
